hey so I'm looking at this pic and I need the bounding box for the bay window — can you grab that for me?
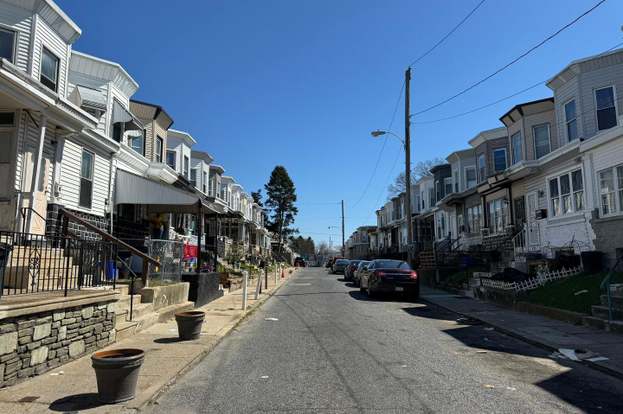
[155,136,163,163]
[166,150,176,169]
[565,100,578,141]
[493,148,507,172]
[599,168,618,215]
[79,150,94,209]
[487,198,508,234]
[478,153,486,182]
[465,167,477,189]
[40,47,59,92]
[0,28,15,62]
[511,132,522,164]
[549,169,584,217]
[595,86,617,131]
[466,204,481,234]
[533,123,551,159]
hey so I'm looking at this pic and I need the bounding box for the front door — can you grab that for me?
[513,196,526,228]
[526,191,540,247]
[0,130,17,230]
[22,151,50,235]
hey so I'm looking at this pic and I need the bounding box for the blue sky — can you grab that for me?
[59,0,623,246]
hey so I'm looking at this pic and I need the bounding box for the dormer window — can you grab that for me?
[493,148,507,172]
[564,100,578,141]
[40,47,59,92]
[511,132,522,165]
[0,28,16,62]
[595,86,617,131]
[166,150,176,169]
[533,124,551,159]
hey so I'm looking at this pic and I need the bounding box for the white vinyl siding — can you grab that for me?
[0,4,32,72]
[31,16,69,97]
[60,139,110,217]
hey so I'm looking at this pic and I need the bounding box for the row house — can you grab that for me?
[365,47,623,271]
[345,226,375,259]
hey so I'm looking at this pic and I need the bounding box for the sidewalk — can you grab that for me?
[421,286,623,380]
[0,268,296,413]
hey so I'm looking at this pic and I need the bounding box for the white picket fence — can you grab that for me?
[480,266,583,293]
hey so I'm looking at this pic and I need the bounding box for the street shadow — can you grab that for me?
[401,301,623,413]
[337,277,348,282]
[348,290,420,303]
[275,291,349,297]
[154,337,182,344]
[49,393,106,411]
[344,282,357,288]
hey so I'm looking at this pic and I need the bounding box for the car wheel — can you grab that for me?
[410,285,420,301]
[367,287,375,299]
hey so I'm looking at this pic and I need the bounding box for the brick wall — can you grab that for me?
[46,204,109,240]
[0,300,116,387]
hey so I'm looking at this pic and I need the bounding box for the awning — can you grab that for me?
[115,169,214,214]
[112,100,143,131]
[75,85,107,111]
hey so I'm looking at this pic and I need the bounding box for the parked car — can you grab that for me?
[353,260,370,286]
[344,260,361,281]
[294,257,306,267]
[331,259,350,274]
[359,259,419,299]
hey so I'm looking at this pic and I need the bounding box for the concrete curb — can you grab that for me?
[421,297,623,382]
[140,271,295,410]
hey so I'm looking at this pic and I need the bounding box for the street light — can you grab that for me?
[370,127,414,266]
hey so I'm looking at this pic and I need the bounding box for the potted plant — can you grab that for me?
[91,348,145,403]
[175,310,205,340]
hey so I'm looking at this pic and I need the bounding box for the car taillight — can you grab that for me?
[374,270,386,278]
[409,271,418,280]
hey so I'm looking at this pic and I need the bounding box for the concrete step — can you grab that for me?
[156,301,194,323]
[583,315,608,330]
[600,294,623,309]
[114,301,194,342]
[592,305,623,320]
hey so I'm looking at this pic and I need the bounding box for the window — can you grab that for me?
[595,87,617,131]
[533,124,551,159]
[202,171,207,193]
[183,155,189,178]
[493,148,507,172]
[0,112,15,126]
[453,170,459,193]
[155,136,163,163]
[549,169,584,217]
[511,132,522,164]
[487,198,508,234]
[40,47,59,92]
[565,100,578,141]
[465,167,477,189]
[79,150,94,209]
[190,169,197,187]
[466,204,481,234]
[477,153,486,182]
[444,177,453,196]
[0,28,15,62]
[128,132,144,156]
[421,191,425,209]
[599,169,616,215]
[166,150,176,169]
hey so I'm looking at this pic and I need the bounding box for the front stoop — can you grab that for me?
[114,283,194,342]
[584,291,623,333]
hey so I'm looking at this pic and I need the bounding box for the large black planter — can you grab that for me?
[91,348,144,404]
[175,311,205,340]
[182,272,223,307]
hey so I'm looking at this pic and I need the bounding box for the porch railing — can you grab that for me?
[0,230,118,299]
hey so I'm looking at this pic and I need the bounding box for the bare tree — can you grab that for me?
[387,157,445,198]
[316,241,330,256]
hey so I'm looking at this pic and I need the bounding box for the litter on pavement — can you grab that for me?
[550,348,607,362]
[264,317,279,321]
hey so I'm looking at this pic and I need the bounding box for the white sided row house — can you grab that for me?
[365,47,623,269]
[0,0,271,258]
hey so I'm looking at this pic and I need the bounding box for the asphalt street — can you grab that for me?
[148,267,623,413]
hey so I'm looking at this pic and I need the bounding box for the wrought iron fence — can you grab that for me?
[0,230,117,299]
[145,239,183,283]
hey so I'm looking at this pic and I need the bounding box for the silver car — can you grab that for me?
[353,261,370,286]
[331,259,350,274]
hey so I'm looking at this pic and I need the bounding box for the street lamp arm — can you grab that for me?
[370,130,405,147]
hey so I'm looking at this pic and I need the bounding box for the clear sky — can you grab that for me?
[58,0,623,247]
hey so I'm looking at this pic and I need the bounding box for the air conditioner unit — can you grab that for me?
[53,183,62,198]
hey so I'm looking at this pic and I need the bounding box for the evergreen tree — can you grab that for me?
[265,166,298,258]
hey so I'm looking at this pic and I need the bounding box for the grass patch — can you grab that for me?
[525,272,623,314]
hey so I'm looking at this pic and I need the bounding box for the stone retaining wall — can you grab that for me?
[0,300,116,387]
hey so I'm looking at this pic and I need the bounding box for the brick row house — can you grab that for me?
[0,0,271,386]
[365,47,623,274]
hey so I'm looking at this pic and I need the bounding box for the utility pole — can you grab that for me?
[341,200,345,257]
[404,67,414,266]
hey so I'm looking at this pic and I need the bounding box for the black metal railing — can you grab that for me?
[19,206,47,234]
[0,230,118,299]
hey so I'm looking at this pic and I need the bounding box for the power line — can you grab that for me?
[350,78,405,209]
[408,0,487,67]
[412,0,608,117]
[415,40,623,125]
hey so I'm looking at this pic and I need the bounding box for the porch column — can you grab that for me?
[26,115,47,234]
[196,201,202,275]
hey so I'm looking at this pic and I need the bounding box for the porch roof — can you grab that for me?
[115,169,214,214]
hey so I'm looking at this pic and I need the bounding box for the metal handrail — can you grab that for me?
[59,208,159,267]
[19,206,46,234]
[600,256,623,322]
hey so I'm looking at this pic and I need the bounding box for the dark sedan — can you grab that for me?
[331,259,350,274]
[343,260,361,281]
[359,259,419,299]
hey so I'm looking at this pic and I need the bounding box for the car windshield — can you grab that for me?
[373,260,410,269]
[336,259,349,265]
[357,262,369,269]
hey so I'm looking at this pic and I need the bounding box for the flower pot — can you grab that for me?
[175,311,205,340]
[91,349,144,404]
